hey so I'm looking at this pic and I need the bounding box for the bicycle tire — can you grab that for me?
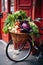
[6,39,32,62]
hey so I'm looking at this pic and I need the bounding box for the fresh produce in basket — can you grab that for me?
[2,10,39,37]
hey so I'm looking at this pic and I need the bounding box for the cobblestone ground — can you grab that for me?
[0,41,43,65]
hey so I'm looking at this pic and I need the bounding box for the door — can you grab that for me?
[40,0,43,41]
[1,0,11,42]
[14,0,32,16]
[32,0,43,54]
[33,0,43,43]
[14,0,32,49]
[1,0,14,42]
[0,0,2,39]
[33,0,41,44]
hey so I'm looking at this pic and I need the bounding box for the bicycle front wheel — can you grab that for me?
[6,40,32,62]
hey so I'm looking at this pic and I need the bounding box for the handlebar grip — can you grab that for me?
[40,27,43,30]
[34,18,43,22]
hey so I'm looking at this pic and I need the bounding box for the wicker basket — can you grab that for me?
[10,32,29,44]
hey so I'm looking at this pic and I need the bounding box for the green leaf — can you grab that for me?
[3,26,9,33]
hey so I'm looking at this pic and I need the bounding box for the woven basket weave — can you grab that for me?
[10,32,29,44]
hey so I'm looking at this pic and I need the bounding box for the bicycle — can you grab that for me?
[6,18,43,62]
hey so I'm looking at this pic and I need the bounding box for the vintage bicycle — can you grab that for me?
[6,18,43,62]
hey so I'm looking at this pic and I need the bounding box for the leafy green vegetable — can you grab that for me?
[13,10,27,21]
[3,10,27,33]
[28,21,39,37]
[3,26,9,33]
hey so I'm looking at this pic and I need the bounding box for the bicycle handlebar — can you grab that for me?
[34,18,43,31]
[34,18,43,22]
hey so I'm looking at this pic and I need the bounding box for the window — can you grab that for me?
[2,0,5,12]
[2,0,8,12]
[10,0,14,13]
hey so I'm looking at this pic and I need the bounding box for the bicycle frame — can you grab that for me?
[6,17,43,62]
